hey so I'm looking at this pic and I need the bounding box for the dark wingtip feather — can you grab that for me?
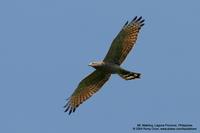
[64,96,70,108]
[140,19,145,23]
[64,99,69,108]
[73,108,76,112]
[122,21,129,28]
[69,108,72,115]
[140,23,145,27]
[132,16,137,22]
[136,16,142,22]
[64,105,70,112]
[124,21,128,26]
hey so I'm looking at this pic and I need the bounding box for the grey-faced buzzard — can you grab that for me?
[64,16,145,115]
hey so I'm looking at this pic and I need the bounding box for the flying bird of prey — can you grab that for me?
[64,16,145,115]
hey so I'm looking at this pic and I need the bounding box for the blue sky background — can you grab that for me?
[0,0,199,132]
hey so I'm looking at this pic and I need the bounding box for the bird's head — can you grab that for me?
[88,61,104,69]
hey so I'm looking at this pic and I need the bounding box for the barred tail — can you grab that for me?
[118,67,141,80]
[119,72,141,80]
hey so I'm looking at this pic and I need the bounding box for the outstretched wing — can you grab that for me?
[64,70,111,115]
[104,16,145,65]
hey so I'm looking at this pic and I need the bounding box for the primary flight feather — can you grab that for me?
[64,16,145,115]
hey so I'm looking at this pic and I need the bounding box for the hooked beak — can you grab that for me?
[88,62,93,66]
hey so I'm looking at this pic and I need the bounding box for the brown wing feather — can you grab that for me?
[104,16,145,65]
[64,70,111,115]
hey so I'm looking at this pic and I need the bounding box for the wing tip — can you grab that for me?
[64,98,74,115]
[130,16,145,27]
[123,21,129,28]
[64,97,81,115]
[64,105,77,115]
